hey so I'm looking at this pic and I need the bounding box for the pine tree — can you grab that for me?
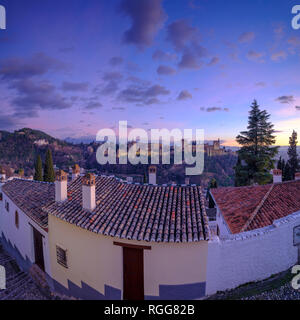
[235,100,278,186]
[287,130,299,180]
[34,155,43,181]
[43,149,55,182]
[277,156,282,170]
[234,155,249,186]
[283,162,292,181]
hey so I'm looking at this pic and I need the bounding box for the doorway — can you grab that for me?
[33,227,45,271]
[123,247,144,300]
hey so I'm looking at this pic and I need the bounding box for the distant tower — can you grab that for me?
[148,166,157,185]
[213,139,220,150]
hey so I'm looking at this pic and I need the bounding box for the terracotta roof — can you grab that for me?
[2,179,55,229]
[211,180,300,234]
[44,176,210,242]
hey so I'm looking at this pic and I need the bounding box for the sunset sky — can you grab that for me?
[0,0,300,146]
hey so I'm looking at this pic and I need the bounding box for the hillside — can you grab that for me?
[0,128,85,176]
[0,128,238,187]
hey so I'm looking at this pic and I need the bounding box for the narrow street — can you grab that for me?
[0,244,50,300]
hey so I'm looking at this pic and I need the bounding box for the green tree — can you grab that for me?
[209,178,218,189]
[283,162,292,181]
[235,100,278,186]
[234,155,249,187]
[43,149,55,182]
[287,130,299,180]
[277,156,282,170]
[34,155,43,181]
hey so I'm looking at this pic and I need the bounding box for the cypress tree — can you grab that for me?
[34,155,43,181]
[235,100,278,185]
[287,130,299,179]
[44,149,55,182]
[283,162,292,181]
[277,156,282,170]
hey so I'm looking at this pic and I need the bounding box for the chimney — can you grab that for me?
[82,173,96,211]
[126,176,133,183]
[148,166,157,185]
[0,167,6,181]
[295,172,300,181]
[72,164,80,180]
[272,169,282,183]
[55,170,68,202]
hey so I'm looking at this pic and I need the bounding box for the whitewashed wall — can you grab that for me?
[215,206,231,236]
[206,210,300,295]
[0,191,52,276]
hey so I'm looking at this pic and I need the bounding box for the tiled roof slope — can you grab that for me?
[44,176,210,242]
[2,179,55,229]
[211,180,300,234]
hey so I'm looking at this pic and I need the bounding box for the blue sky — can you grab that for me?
[0,0,300,145]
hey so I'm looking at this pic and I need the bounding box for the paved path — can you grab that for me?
[0,244,50,300]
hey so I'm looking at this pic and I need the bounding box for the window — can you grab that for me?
[56,245,68,268]
[15,211,19,229]
[5,200,9,212]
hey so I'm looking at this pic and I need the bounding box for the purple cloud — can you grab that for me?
[109,56,124,66]
[10,79,71,118]
[239,32,255,43]
[119,0,166,48]
[275,95,295,104]
[247,50,264,62]
[178,49,201,69]
[85,102,103,110]
[166,19,200,51]
[207,57,219,66]
[118,84,170,105]
[271,51,287,62]
[0,53,66,80]
[200,107,229,112]
[152,50,177,61]
[177,90,192,101]
[157,65,176,75]
[62,81,89,92]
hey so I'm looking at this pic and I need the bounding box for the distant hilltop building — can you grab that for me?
[204,139,227,156]
[34,139,49,147]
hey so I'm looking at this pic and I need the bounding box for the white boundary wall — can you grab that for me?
[206,210,300,295]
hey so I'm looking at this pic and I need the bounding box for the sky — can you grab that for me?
[0,0,300,146]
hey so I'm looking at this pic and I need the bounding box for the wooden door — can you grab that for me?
[33,228,45,271]
[123,247,144,300]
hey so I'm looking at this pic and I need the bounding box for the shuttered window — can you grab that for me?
[56,245,68,268]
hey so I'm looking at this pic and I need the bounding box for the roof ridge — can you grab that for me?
[240,183,275,233]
